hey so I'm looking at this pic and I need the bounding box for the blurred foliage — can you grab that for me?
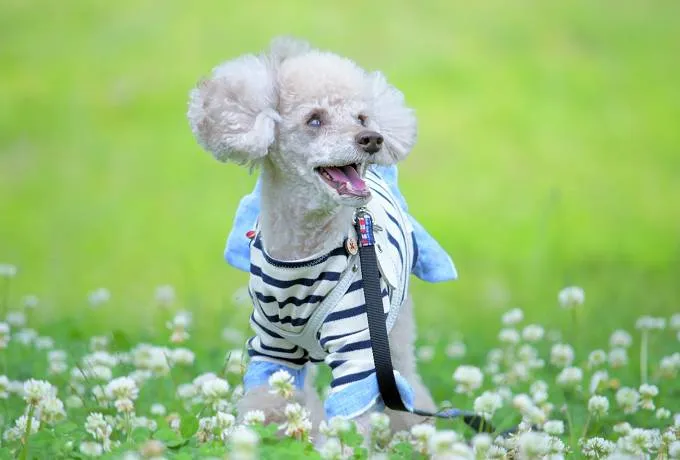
[1,0,679,346]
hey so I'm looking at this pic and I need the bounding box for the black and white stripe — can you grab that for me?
[247,169,415,392]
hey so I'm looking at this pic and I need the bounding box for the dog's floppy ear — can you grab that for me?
[187,54,279,165]
[366,71,417,162]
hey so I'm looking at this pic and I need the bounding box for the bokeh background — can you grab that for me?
[2,0,679,350]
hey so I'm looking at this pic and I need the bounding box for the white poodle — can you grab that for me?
[187,37,456,438]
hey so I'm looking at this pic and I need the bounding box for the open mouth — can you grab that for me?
[315,163,370,198]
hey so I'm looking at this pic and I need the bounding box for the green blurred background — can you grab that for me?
[1,0,679,347]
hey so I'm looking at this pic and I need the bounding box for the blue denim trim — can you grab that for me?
[324,372,414,419]
[223,165,457,282]
[243,360,307,392]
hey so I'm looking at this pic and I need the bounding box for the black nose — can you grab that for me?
[355,130,384,154]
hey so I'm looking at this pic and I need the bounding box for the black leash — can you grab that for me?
[353,208,494,433]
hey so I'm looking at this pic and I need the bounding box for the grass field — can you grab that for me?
[1,0,679,457]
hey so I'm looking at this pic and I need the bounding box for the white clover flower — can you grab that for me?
[229,426,259,460]
[656,408,671,420]
[82,351,119,369]
[513,393,534,412]
[501,308,524,326]
[88,288,111,307]
[231,384,244,403]
[659,353,680,378]
[588,395,609,417]
[23,379,56,405]
[558,286,585,309]
[115,398,135,413]
[319,416,353,438]
[6,311,26,327]
[281,403,312,440]
[589,370,609,395]
[0,263,17,278]
[522,324,545,342]
[472,433,492,457]
[609,329,633,348]
[150,403,166,416]
[587,349,607,369]
[38,395,66,424]
[167,310,192,343]
[669,440,680,458]
[410,423,436,454]
[617,427,659,455]
[201,377,230,403]
[225,349,244,374]
[636,316,666,331]
[616,387,640,414]
[105,376,139,412]
[268,369,295,399]
[416,345,435,362]
[613,422,632,435]
[639,383,658,411]
[21,294,39,310]
[131,344,171,376]
[242,410,266,426]
[154,284,175,306]
[14,328,36,345]
[429,430,461,457]
[318,437,342,460]
[169,347,195,366]
[543,420,564,436]
[89,336,110,352]
[85,412,113,441]
[474,391,503,420]
[524,405,547,426]
[176,383,198,400]
[80,441,103,457]
[498,328,520,345]
[579,436,615,458]
[3,414,39,441]
[196,416,216,443]
[48,361,68,375]
[139,440,165,458]
[128,369,152,386]
[556,366,583,388]
[517,431,551,459]
[445,341,466,358]
[608,347,629,368]
[131,416,157,432]
[453,365,483,394]
[370,412,390,431]
[550,343,575,368]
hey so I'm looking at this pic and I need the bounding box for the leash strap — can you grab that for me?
[353,208,493,433]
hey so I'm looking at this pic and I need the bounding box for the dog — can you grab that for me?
[187,37,457,438]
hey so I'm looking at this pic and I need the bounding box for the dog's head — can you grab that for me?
[188,37,417,208]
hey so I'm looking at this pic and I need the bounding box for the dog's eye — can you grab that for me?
[358,114,368,127]
[307,113,323,128]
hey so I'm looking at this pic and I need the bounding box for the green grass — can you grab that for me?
[1,0,679,437]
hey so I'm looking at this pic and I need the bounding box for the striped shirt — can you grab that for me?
[246,169,416,399]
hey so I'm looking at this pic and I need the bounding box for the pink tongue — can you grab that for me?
[325,166,368,195]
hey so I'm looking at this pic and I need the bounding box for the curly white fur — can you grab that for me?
[188,37,433,437]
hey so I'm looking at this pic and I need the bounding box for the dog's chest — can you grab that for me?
[248,172,414,346]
